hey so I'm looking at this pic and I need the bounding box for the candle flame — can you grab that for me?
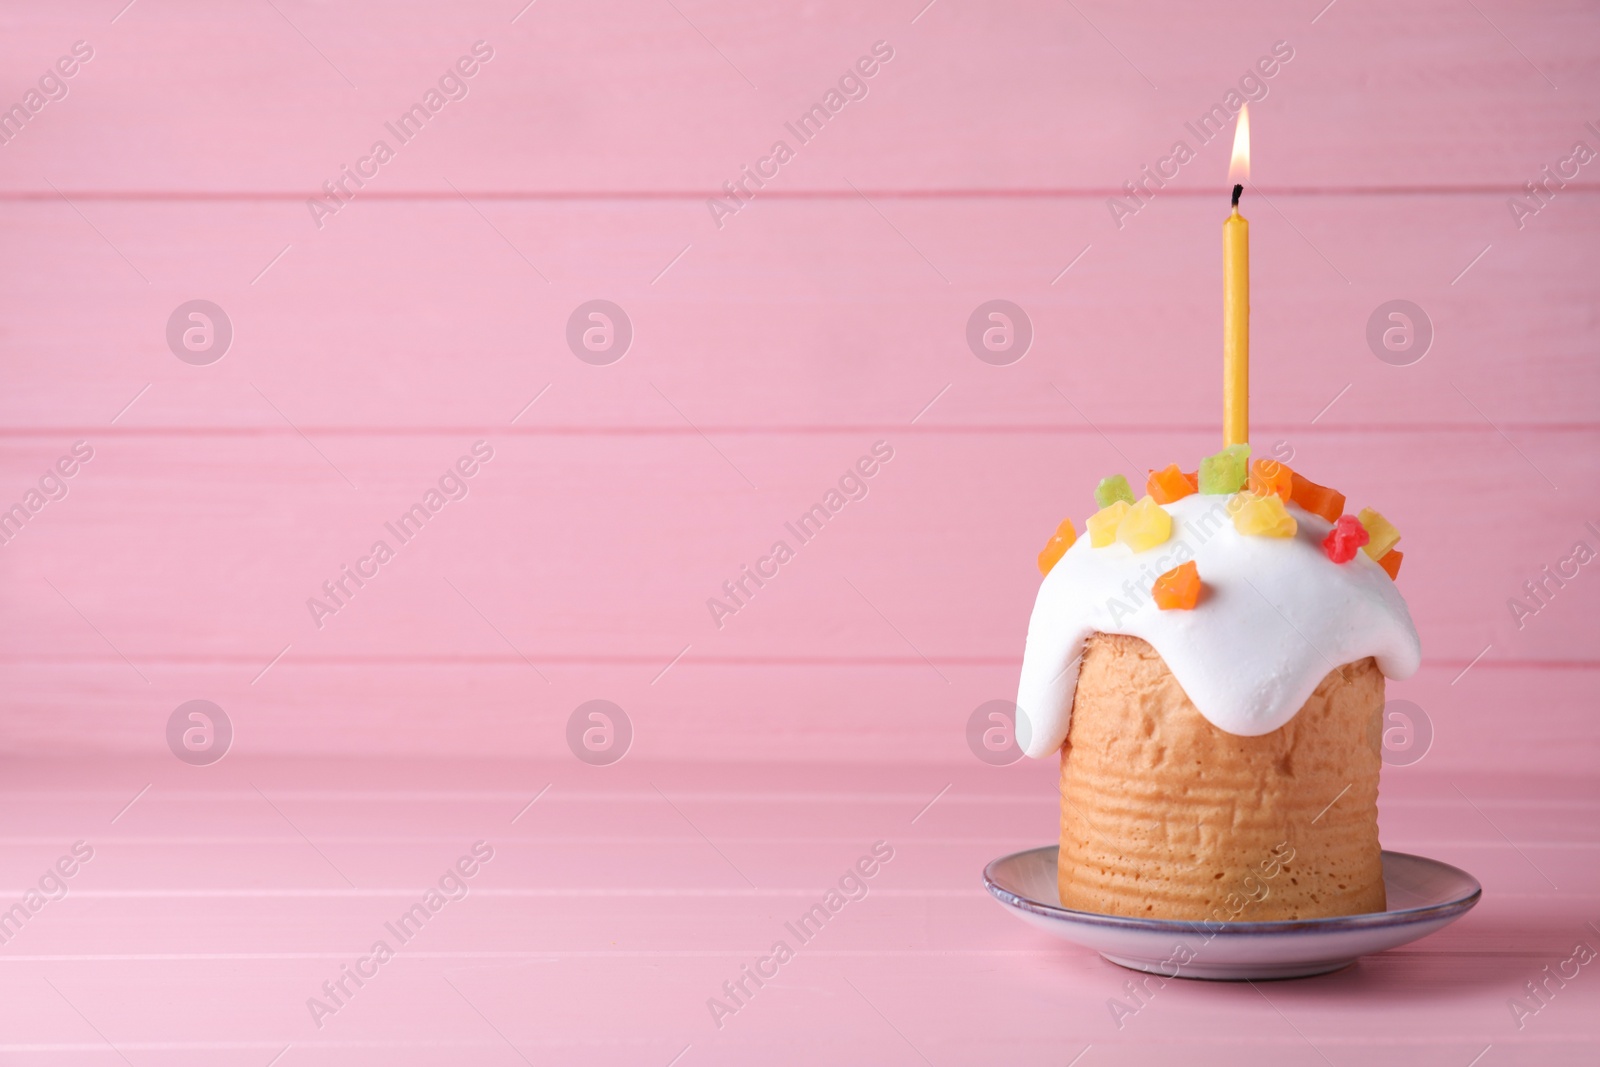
[1228,104,1251,183]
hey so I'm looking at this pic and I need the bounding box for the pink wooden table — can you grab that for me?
[1,1,1596,1063]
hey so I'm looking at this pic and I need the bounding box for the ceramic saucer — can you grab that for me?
[984,846,1480,979]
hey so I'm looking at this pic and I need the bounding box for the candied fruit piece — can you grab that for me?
[1095,474,1135,508]
[1147,463,1197,505]
[1152,560,1201,610]
[1377,549,1404,580]
[1321,514,1370,563]
[1290,471,1346,524]
[1358,507,1400,559]
[1183,470,1199,489]
[1116,495,1173,552]
[1248,458,1294,502]
[1231,492,1297,537]
[1037,518,1078,576]
[1199,444,1251,494]
[1087,500,1131,547]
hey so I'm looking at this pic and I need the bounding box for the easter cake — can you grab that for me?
[1017,451,1420,922]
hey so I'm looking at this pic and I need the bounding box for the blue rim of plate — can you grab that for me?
[983,846,1481,937]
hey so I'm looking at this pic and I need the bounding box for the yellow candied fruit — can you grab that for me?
[1358,507,1400,559]
[1115,495,1173,552]
[1087,500,1132,547]
[1231,492,1298,538]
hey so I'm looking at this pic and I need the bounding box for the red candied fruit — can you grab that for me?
[1322,514,1370,564]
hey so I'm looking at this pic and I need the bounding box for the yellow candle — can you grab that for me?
[1223,104,1251,448]
[1223,199,1248,447]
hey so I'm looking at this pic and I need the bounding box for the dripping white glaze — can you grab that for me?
[1015,494,1421,758]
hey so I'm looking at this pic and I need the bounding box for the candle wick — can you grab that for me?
[1231,183,1243,208]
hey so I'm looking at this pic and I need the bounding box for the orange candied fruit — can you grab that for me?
[1377,549,1404,581]
[1248,459,1294,502]
[1152,560,1202,610]
[1289,471,1346,524]
[1147,463,1197,505]
[1037,518,1078,576]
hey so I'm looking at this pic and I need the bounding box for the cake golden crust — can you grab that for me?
[1057,633,1386,921]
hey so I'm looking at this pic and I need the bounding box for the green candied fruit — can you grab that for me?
[1198,444,1251,495]
[1094,474,1135,509]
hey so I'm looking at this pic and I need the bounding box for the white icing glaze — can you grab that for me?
[1015,494,1421,758]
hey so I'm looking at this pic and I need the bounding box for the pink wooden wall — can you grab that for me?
[0,1,1596,1063]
